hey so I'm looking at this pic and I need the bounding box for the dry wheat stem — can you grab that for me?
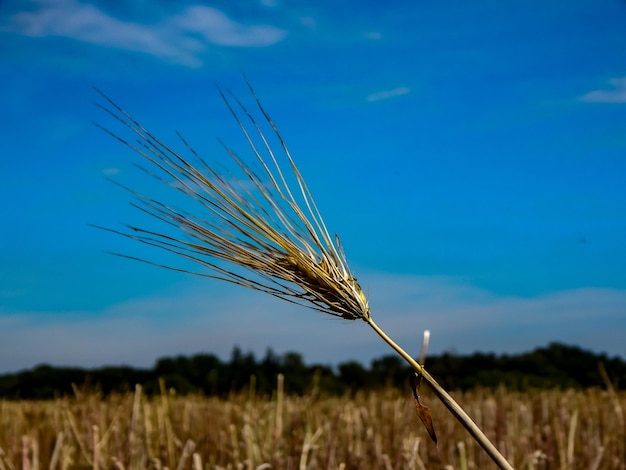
[96,80,514,470]
[366,317,514,470]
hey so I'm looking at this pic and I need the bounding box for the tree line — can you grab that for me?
[1,342,624,399]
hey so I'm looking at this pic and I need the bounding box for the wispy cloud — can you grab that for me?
[365,274,626,357]
[1,272,624,373]
[366,86,411,102]
[102,167,120,176]
[2,0,287,67]
[364,31,382,40]
[171,6,286,47]
[259,0,279,8]
[580,77,626,103]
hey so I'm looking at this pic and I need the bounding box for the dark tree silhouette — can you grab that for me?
[1,343,624,399]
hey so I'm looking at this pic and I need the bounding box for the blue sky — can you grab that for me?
[1,0,626,373]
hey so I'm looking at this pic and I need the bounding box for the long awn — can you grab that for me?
[95,80,514,470]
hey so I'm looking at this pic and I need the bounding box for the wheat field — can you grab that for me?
[1,376,624,470]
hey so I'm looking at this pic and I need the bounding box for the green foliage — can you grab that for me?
[0,343,624,399]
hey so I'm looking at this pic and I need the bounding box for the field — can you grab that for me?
[1,378,624,470]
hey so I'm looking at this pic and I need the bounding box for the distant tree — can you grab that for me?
[188,354,223,395]
[308,364,343,395]
[338,361,369,391]
[261,348,280,378]
[227,347,257,391]
[1,342,625,399]
[281,352,309,394]
[370,355,409,389]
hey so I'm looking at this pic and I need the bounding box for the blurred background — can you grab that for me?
[1,0,625,373]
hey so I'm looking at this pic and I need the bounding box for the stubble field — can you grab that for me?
[1,378,624,470]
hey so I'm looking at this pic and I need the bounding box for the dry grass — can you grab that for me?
[1,381,625,470]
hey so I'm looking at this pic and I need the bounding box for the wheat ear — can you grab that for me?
[95,80,514,470]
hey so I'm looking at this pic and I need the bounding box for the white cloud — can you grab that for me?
[1,272,625,373]
[366,86,411,102]
[102,167,120,176]
[364,274,626,357]
[259,0,279,8]
[298,16,316,31]
[580,77,626,103]
[173,6,286,47]
[3,0,287,67]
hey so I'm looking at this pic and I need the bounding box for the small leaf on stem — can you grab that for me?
[410,373,438,445]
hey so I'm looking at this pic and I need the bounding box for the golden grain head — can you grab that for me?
[95,81,370,321]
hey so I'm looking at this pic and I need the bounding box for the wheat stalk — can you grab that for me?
[95,80,514,470]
